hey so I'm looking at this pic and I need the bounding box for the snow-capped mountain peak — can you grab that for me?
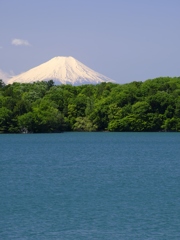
[8,56,115,85]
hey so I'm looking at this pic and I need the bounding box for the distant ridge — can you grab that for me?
[8,56,115,85]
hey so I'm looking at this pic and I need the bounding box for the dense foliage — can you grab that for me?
[1,77,180,133]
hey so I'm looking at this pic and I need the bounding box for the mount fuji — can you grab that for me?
[8,56,115,85]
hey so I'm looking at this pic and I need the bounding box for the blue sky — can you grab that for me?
[1,0,180,83]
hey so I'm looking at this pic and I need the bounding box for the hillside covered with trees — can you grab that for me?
[1,77,180,133]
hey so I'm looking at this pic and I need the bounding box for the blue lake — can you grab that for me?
[1,132,180,239]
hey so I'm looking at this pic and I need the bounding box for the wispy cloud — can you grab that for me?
[12,38,31,46]
[0,46,2,49]
[0,69,10,83]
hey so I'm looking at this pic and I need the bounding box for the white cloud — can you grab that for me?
[12,38,31,46]
[0,69,10,83]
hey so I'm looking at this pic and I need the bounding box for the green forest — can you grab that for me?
[1,77,180,133]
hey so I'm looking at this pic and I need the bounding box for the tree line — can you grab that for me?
[1,77,180,133]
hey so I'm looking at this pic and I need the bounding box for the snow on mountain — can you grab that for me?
[0,69,10,83]
[8,56,115,85]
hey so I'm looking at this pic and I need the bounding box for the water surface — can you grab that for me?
[1,133,180,239]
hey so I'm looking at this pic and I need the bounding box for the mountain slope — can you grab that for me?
[8,56,115,85]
